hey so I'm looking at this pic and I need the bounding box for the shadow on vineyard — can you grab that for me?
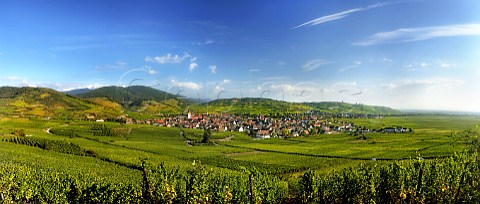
[2,136,97,157]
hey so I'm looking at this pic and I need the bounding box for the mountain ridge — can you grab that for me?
[0,86,401,118]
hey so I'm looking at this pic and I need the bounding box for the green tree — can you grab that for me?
[202,128,211,143]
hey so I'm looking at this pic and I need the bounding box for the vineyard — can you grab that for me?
[0,115,479,203]
[0,152,478,203]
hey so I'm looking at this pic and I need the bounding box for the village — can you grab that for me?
[116,110,411,139]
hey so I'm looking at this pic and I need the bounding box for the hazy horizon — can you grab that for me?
[1,0,479,112]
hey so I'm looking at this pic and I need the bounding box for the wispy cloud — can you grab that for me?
[404,61,457,72]
[95,61,127,70]
[145,53,191,64]
[260,76,290,81]
[338,60,362,73]
[354,24,480,46]
[292,3,389,29]
[209,65,217,74]
[302,59,330,72]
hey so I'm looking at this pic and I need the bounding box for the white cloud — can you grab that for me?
[209,65,217,74]
[268,82,319,102]
[62,83,108,91]
[381,77,464,91]
[354,24,480,46]
[2,76,30,86]
[0,78,111,92]
[278,61,286,66]
[331,81,357,92]
[198,39,215,45]
[147,68,158,75]
[302,59,330,72]
[188,57,198,72]
[440,62,456,69]
[272,84,312,94]
[382,58,393,63]
[145,53,191,64]
[292,3,389,29]
[420,62,430,68]
[189,63,198,72]
[171,79,201,90]
[404,64,416,72]
[212,79,232,93]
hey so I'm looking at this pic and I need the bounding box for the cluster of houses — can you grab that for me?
[108,110,412,139]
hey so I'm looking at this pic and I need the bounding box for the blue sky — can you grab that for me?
[1,0,480,112]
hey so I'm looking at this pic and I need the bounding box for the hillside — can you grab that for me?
[190,98,311,115]
[189,98,400,115]
[76,86,188,116]
[0,86,122,119]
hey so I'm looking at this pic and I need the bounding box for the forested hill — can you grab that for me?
[0,86,122,119]
[64,88,92,96]
[76,86,181,107]
[304,102,401,115]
